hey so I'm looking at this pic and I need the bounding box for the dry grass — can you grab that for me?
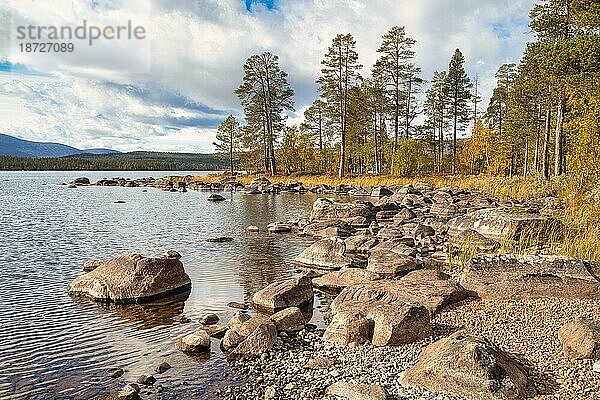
[184,171,600,262]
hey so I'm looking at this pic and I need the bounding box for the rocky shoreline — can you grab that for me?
[68,175,600,400]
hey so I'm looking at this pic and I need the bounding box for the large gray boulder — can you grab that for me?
[367,303,432,346]
[68,252,191,303]
[252,275,314,311]
[332,269,468,317]
[400,331,529,400]
[447,207,558,242]
[323,310,371,346]
[230,321,277,358]
[294,237,353,270]
[460,254,600,300]
[310,198,374,222]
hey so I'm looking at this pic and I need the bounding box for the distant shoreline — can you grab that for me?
[0,151,226,171]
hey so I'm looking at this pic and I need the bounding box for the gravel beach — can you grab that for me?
[221,297,600,400]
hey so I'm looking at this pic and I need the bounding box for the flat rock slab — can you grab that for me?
[331,269,468,317]
[460,254,600,300]
[69,252,191,304]
[312,268,380,290]
[294,237,354,270]
[326,382,389,400]
[400,331,528,400]
[447,207,558,242]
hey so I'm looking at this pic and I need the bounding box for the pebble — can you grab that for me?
[107,367,124,379]
[137,374,156,386]
[155,362,171,374]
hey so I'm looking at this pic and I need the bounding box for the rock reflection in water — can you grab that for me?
[72,290,191,329]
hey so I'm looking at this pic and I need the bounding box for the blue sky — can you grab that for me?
[246,0,275,11]
[0,0,536,152]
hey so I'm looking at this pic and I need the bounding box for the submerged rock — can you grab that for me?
[267,222,292,233]
[460,254,600,300]
[206,236,234,243]
[199,313,220,325]
[68,252,191,303]
[400,331,529,400]
[252,275,314,312]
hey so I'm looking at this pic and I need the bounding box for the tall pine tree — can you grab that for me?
[446,49,472,173]
[235,52,294,175]
[317,33,362,178]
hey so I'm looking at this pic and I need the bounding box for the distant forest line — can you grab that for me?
[0,152,226,171]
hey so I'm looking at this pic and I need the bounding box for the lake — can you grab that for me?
[0,171,332,399]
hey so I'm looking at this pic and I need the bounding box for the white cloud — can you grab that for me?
[0,0,536,152]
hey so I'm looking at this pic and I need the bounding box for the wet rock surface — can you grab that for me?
[68,251,191,303]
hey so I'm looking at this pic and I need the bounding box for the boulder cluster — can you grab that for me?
[75,178,600,400]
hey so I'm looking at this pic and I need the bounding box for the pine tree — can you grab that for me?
[446,49,472,173]
[424,71,449,172]
[235,52,295,175]
[317,33,362,178]
[213,115,242,176]
[300,99,328,150]
[373,26,419,173]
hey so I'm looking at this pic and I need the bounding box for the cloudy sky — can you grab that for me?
[0,0,536,153]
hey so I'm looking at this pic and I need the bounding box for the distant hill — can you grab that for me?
[0,134,120,158]
[0,151,226,171]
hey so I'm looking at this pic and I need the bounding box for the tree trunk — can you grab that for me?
[524,135,529,177]
[229,132,234,176]
[452,111,457,174]
[405,78,412,139]
[542,108,551,179]
[554,98,565,176]
[318,108,323,150]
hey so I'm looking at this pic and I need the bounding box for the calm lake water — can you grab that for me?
[0,171,332,400]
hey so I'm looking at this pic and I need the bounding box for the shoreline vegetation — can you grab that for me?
[179,172,600,263]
